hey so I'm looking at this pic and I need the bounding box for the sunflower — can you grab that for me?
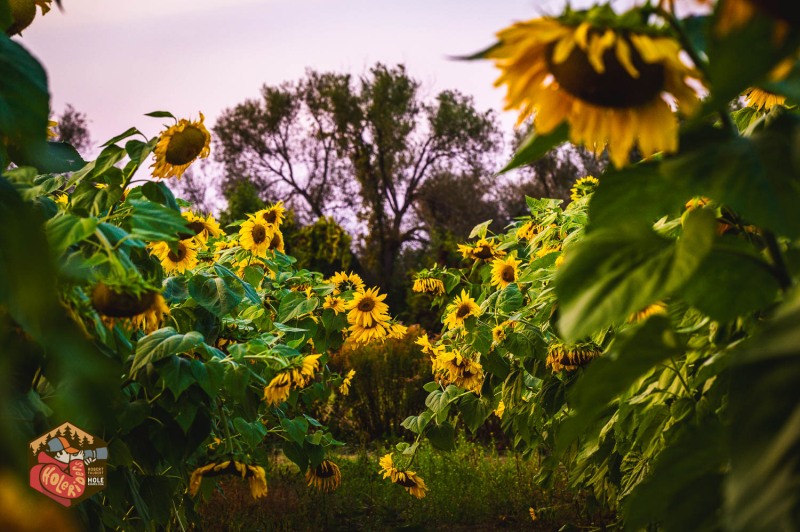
[151,113,211,179]
[339,369,356,396]
[570,175,600,201]
[535,244,562,259]
[328,271,365,294]
[297,354,322,384]
[306,460,341,492]
[379,454,429,499]
[149,240,199,274]
[181,211,223,246]
[628,301,668,323]
[743,88,786,111]
[490,256,522,290]
[492,324,508,344]
[323,294,346,314]
[255,202,286,228]
[263,372,292,406]
[516,220,539,241]
[346,287,390,328]
[412,276,446,295]
[388,322,408,339]
[435,350,484,393]
[189,460,267,499]
[348,320,389,344]
[489,14,700,168]
[443,289,481,329]
[266,229,285,253]
[239,218,274,257]
[495,400,506,419]
[546,342,602,372]
[91,284,170,333]
[416,334,445,359]
[458,237,505,262]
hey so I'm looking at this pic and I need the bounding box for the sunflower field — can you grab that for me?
[2,0,800,530]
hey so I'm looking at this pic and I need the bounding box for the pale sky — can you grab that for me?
[21,0,591,148]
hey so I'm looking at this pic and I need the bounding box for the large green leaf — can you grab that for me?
[458,392,492,433]
[188,272,244,317]
[426,422,456,451]
[45,214,98,256]
[556,209,715,341]
[0,33,49,165]
[557,316,682,448]
[130,327,204,376]
[127,199,188,242]
[499,122,569,174]
[277,291,318,322]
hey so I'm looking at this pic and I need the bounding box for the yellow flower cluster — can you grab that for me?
[238,202,286,259]
[263,354,322,406]
[149,210,224,274]
[546,342,602,373]
[345,287,391,344]
[379,453,428,499]
[432,349,484,394]
[457,237,505,262]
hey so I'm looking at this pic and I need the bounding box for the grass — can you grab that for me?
[199,437,615,531]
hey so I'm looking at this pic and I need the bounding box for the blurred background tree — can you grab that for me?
[53,103,92,156]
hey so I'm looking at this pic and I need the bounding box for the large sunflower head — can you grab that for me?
[328,271,365,294]
[181,211,223,246]
[238,218,274,257]
[255,202,286,228]
[443,289,481,329]
[306,460,342,492]
[263,371,292,406]
[488,11,700,167]
[151,113,211,180]
[149,239,199,274]
[490,256,522,290]
[345,287,390,328]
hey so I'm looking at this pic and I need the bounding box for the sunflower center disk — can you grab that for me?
[546,35,665,108]
[501,266,515,283]
[473,246,493,259]
[262,211,278,224]
[252,225,267,244]
[165,126,207,165]
[168,244,186,262]
[358,299,375,312]
[456,304,471,319]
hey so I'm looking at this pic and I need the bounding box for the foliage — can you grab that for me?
[326,325,431,440]
[397,4,800,530]
[54,103,92,155]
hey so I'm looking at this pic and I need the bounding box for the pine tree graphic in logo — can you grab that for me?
[28,422,108,506]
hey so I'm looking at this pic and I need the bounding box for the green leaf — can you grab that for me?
[9,141,86,174]
[0,0,11,30]
[557,316,682,448]
[499,122,569,174]
[158,356,195,399]
[679,240,781,322]
[142,181,180,211]
[0,34,49,163]
[101,126,141,147]
[233,417,267,449]
[426,422,456,451]
[425,385,460,414]
[423,381,440,393]
[214,263,260,304]
[468,219,492,239]
[401,411,433,435]
[145,110,176,119]
[277,291,318,322]
[556,214,714,341]
[188,272,244,317]
[130,327,204,376]
[281,417,309,446]
[128,199,189,242]
[45,214,98,256]
[282,441,308,471]
[458,392,492,433]
[496,284,523,313]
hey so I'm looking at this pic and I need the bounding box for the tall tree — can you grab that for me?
[54,104,92,155]
[215,64,500,301]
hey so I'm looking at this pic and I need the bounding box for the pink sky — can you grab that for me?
[21,0,592,149]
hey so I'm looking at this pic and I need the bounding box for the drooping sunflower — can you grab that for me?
[628,301,668,323]
[266,229,285,253]
[323,294,346,314]
[328,271,366,294]
[6,0,51,35]
[188,460,267,499]
[416,334,445,359]
[149,239,199,274]
[488,13,700,168]
[546,341,603,372]
[339,369,356,396]
[412,276,446,295]
[151,113,211,179]
[379,454,428,499]
[263,372,292,406]
[348,320,389,344]
[458,237,505,262]
[743,88,786,111]
[388,322,408,340]
[255,201,286,228]
[91,284,170,333]
[570,175,600,201]
[182,211,223,246]
[239,218,274,257]
[516,220,539,241]
[435,350,484,393]
[297,354,322,385]
[490,256,522,290]
[346,287,390,328]
[306,460,342,492]
[443,289,481,329]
